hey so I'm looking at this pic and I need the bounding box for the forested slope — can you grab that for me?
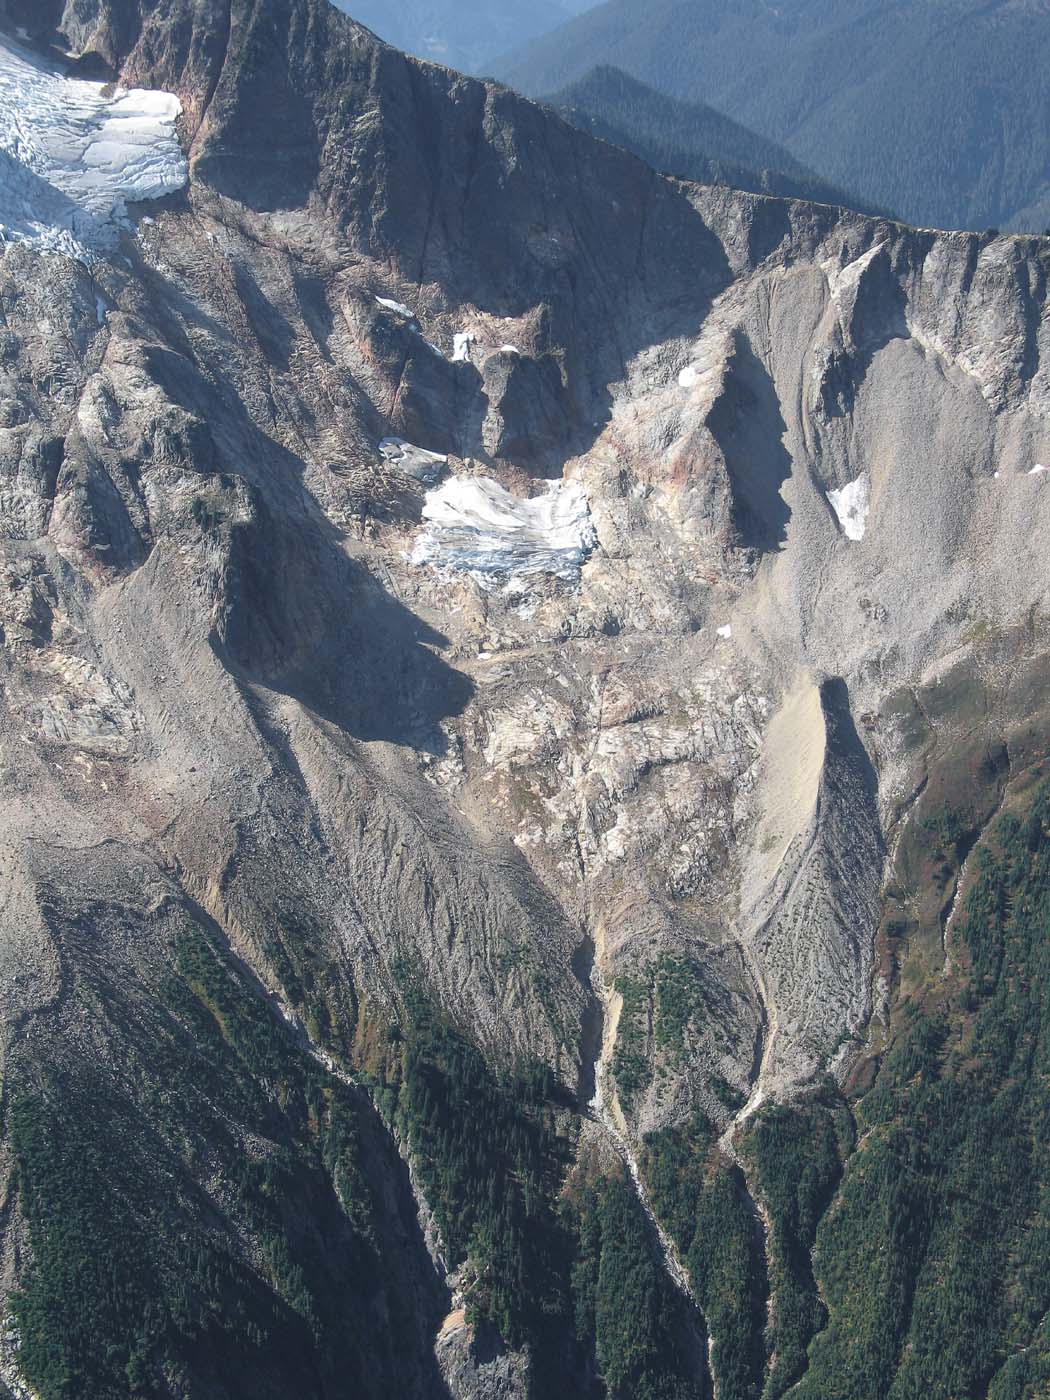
[498,0,1050,231]
[545,66,888,217]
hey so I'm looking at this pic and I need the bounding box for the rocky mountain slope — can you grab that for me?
[497,0,1050,234]
[0,1,1049,1397]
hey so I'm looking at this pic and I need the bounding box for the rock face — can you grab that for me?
[2,1,1050,1396]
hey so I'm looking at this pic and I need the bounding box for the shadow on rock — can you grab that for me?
[219,488,473,755]
[133,322,473,755]
[709,331,793,552]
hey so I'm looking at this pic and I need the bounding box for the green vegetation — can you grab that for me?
[502,0,1050,230]
[545,67,884,216]
[612,974,652,1107]
[9,924,408,1400]
[367,981,705,1396]
[742,1100,849,1398]
[189,496,225,534]
[567,1166,700,1400]
[654,956,700,1054]
[25,769,1050,1400]
[258,905,358,1059]
[392,992,572,1349]
[796,780,1050,1398]
[642,1116,765,1400]
[613,956,747,1107]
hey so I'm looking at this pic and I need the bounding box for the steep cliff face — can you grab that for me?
[2,2,1050,1398]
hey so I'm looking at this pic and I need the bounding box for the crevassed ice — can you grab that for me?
[411,475,596,586]
[0,36,187,259]
[827,473,870,541]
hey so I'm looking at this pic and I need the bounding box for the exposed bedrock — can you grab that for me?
[2,11,1050,1391]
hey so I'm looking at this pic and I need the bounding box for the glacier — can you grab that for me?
[0,36,187,259]
[411,476,596,585]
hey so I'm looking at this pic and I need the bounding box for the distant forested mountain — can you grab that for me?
[546,66,889,217]
[339,0,594,75]
[497,0,1050,232]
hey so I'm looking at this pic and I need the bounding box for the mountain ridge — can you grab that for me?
[496,0,1050,232]
[544,64,890,218]
[330,0,592,75]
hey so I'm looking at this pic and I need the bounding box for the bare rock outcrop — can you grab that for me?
[2,0,1050,1390]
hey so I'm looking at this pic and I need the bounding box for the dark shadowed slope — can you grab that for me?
[545,65,890,218]
[498,0,1050,233]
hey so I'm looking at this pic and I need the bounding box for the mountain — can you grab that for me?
[545,65,889,216]
[1,1,1050,1398]
[332,0,594,75]
[498,0,1050,233]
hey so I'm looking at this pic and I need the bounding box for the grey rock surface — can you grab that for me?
[2,0,1050,1392]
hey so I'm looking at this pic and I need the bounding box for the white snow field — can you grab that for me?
[411,476,596,585]
[827,473,871,541]
[0,36,187,258]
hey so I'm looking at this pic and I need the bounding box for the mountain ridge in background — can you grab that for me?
[334,0,594,75]
[545,64,891,218]
[497,0,1050,232]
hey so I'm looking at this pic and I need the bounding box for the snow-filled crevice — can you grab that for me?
[0,36,187,259]
[827,473,870,541]
[411,476,596,587]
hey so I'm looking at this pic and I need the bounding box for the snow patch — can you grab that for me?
[499,344,522,355]
[827,473,870,541]
[717,624,732,640]
[678,365,699,388]
[411,476,596,586]
[378,437,447,484]
[1029,464,1048,475]
[375,295,415,320]
[0,36,186,259]
[452,331,475,363]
